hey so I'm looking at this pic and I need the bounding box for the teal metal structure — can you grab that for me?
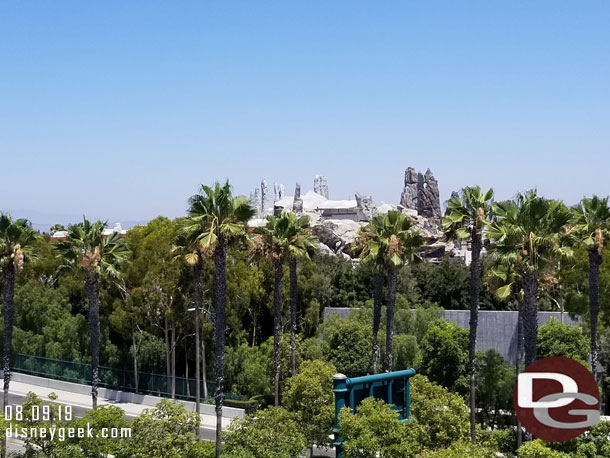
[332,369,416,458]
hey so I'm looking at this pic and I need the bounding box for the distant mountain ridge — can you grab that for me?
[2,208,147,233]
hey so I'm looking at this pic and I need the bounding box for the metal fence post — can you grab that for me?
[333,373,348,458]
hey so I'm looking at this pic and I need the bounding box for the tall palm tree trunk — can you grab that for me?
[588,250,603,385]
[289,257,297,377]
[273,258,284,406]
[2,264,15,404]
[193,261,202,421]
[85,270,101,409]
[468,235,482,443]
[214,242,228,458]
[516,304,524,449]
[3,264,15,430]
[371,272,383,374]
[522,273,539,368]
[384,266,398,372]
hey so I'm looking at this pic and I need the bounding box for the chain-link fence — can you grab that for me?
[12,353,244,403]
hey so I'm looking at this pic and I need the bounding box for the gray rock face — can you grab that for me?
[273,183,284,203]
[399,167,441,220]
[261,179,269,216]
[311,219,360,255]
[293,183,303,214]
[400,167,419,210]
[418,168,441,219]
[355,193,377,222]
[314,175,329,199]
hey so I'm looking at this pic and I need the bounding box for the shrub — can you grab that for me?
[223,406,306,458]
[410,374,469,449]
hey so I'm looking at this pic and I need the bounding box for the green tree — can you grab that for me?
[442,186,494,443]
[410,374,469,450]
[125,217,181,392]
[475,349,514,430]
[338,397,420,458]
[223,406,306,458]
[55,218,128,408]
[358,211,424,372]
[326,320,372,377]
[225,343,271,400]
[13,391,85,457]
[71,405,131,458]
[419,320,468,393]
[488,190,573,367]
[283,359,336,455]
[518,440,570,458]
[115,399,205,458]
[392,334,421,370]
[571,195,610,383]
[537,317,589,363]
[0,213,36,417]
[183,180,255,455]
[49,223,66,235]
[417,441,498,458]
[408,260,469,309]
[544,420,610,457]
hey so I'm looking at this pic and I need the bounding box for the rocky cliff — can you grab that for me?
[249,168,452,260]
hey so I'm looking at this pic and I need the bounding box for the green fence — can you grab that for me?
[12,353,244,403]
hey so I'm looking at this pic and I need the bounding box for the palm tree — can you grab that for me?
[442,186,493,444]
[487,190,573,367]
[183,181,255,457]
[0,214,36,410]
[572,195,610,384]
[361,211,424,372]
[55,218,128,408]
[486,261,524,447]
[255,212,317,403]
[286,216,317,377]
[355,229,385,374]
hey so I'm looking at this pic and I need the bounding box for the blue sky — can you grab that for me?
[1,1,609,227]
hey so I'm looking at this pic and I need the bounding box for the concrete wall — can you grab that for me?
[3,371,245,419]
[324,307,580,365]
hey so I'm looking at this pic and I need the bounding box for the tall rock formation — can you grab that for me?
[418,169,441,219]
[400,167,419,210]
[355,193,377,222]
[273,183,285,203]
[314,175,329,199]
[399,167,441,220]
[292,183,303,214]
[261,179,269,216]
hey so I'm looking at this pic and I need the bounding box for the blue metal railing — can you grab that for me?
[333,369,416,458]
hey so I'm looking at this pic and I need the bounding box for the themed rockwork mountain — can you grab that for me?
[399,167,442,220]
[248,168,453,260]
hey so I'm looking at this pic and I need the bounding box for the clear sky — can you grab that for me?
[2,1,609,227]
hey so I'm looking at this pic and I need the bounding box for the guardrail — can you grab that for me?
[12,353,244,403]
